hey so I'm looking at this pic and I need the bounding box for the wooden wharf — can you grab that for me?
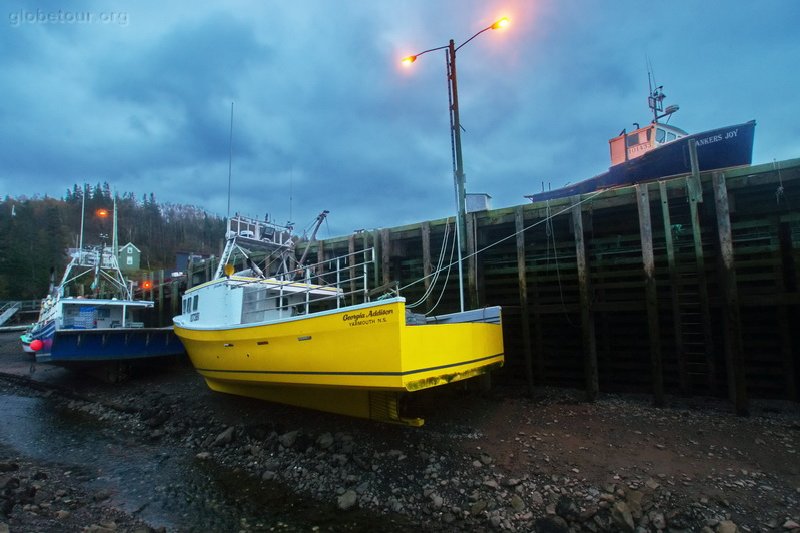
[148,157,800,412]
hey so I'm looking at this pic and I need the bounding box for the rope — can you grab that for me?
[422,221,458,316]
[397,188,607,294]
[544,199,577,327]
[407,220,452,308]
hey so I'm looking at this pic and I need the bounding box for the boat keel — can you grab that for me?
[204,378,424,426]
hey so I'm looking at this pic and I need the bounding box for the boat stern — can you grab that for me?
[399,306,504,391]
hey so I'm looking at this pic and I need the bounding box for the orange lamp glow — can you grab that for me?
[141,280,153,290]
[401,55,417,66]
[96,208,109,218]
[491,17,510,29]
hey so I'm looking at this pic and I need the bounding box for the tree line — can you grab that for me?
[0,183,225,300]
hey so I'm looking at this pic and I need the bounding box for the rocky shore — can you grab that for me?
[1,331,799,532]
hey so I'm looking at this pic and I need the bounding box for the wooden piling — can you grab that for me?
[381,228,391,287]
[421,221,432,313]
[712,171,748,415]
[170,277,179,318]
[466,213,479,309]
[157,270,165,325]
[637,184,664,406]
[778,222,798,401]
[317,240,326,276]
[515,206,534,395]
[186,257,194,290]
[572,203,599,401]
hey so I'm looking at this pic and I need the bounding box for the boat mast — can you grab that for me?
[227,101,234,220]
[647,66,678,124]
[112,194,118,260]
[79,184,86,251]
[648,70,664,124]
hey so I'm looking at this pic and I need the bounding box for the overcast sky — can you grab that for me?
[2,1,798,238]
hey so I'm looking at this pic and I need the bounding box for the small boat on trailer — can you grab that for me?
[173,213,504,426]
[526,83,755,202]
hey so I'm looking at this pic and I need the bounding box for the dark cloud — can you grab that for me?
[0,0,798,238]
[93,12,269,162]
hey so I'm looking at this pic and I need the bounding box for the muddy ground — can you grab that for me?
[0,330,798,532]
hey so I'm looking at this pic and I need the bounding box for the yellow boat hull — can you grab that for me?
[174,299,503,425]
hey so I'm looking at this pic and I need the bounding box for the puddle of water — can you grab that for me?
[0,393,423,532]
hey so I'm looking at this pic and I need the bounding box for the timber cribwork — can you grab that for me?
[172,158,799,411]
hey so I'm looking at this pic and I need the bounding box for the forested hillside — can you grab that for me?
[0,183,225,300]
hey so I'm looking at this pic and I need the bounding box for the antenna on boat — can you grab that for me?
[647,62,663,123]
[227,101,234,220]
[647,59,678,123]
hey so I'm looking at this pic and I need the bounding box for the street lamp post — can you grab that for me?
[403,17,509,312]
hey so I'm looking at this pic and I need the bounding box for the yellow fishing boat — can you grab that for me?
[173,213,503,426]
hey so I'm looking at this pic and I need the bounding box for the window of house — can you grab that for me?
[126,256,133,265]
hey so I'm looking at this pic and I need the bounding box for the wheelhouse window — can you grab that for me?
[626,128,652,147]
[192,295,198,312]
[656,128,679,143]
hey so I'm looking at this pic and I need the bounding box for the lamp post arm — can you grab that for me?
[411,44,450,60]
[454,24,494,53]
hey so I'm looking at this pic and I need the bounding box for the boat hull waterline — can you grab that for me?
[34,319,183,364]
[174,298,504,426]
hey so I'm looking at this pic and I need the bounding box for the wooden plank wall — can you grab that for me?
[176,158,800,409]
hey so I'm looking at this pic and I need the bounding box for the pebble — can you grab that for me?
[337,489,358,510]
[212,426,235,447]
[278,430,299,449]
[717,520,739,533]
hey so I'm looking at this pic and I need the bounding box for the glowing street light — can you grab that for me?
[492,17,510,30]
[402,16,510,311]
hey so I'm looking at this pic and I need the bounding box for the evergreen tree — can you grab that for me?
[0,187,225,299]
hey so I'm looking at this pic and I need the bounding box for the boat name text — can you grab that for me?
[342,308,394,327]
[695,128,738,147]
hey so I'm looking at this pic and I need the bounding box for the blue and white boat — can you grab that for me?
[526,83,755,202]
[27,198,183,380]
